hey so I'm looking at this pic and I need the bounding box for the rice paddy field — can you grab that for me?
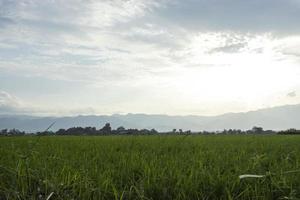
[0,135,300,200]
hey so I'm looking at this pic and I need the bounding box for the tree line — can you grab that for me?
[0,123,300,136]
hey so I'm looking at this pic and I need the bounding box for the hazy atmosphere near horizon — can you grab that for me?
[1,0,300,117]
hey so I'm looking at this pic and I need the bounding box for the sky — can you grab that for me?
[0,0,300,116]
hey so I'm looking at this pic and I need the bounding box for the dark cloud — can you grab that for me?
[281,48,300,58]
[209,43,247,54]
[0,16,14,27]
[153,0,300,34]
[287,91,296,98]
[106,47,132,54]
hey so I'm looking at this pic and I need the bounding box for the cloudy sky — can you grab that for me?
[1,0,300,116]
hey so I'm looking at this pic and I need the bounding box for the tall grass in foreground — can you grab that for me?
[0,135,300,199]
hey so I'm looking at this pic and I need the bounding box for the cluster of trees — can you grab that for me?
[278,129,300,135]
[36,123,158,136]
[196,127,276,135]
[0,129,25,136]
[1,124,300,136]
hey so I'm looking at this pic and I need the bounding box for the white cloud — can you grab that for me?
[0,91,22,113]
[0,91,20,107]
[1,0,161,26]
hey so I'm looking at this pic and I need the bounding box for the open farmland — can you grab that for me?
[0,135,300,200]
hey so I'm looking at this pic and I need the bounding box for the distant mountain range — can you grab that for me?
[0,104,300,132]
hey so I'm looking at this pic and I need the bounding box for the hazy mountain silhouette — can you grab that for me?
[0,104,300,132]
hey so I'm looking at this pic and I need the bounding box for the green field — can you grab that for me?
[0,135,300,200]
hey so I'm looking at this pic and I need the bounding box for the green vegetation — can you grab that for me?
[0,135,300,199]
